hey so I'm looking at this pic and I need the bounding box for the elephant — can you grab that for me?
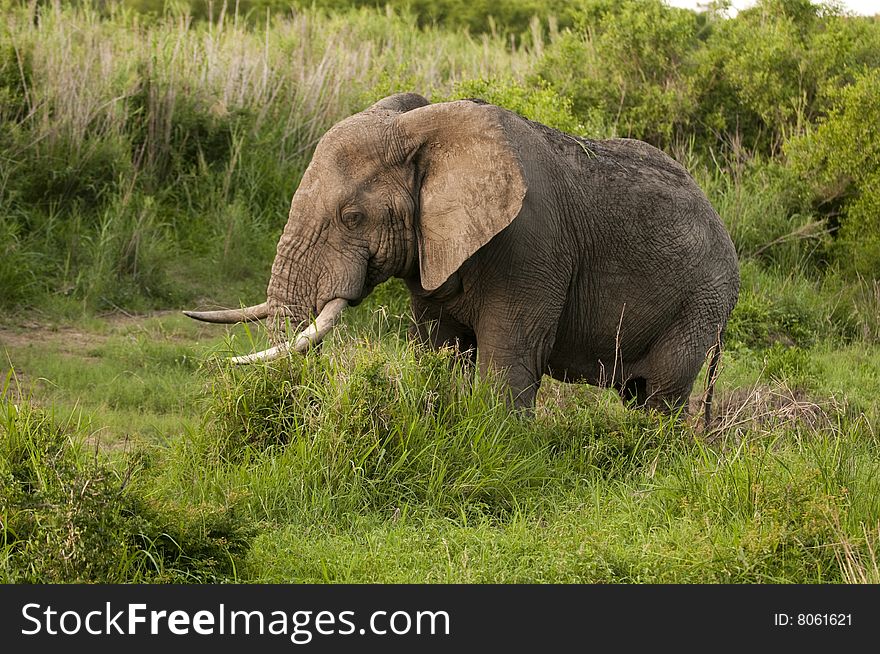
[185,92,740,420]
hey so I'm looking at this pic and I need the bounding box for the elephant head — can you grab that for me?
[185,93,527,361]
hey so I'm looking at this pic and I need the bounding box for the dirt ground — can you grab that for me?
[0,309,180,350]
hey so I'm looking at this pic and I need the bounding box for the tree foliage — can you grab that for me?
[787,69,880,277]
[539,0,880,154]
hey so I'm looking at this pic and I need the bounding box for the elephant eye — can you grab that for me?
[341,210,365,228]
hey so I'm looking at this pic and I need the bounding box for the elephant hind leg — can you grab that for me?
[640,323,715,418]
[617,375,688,416]
[643,337,725,418]
[644,384,692,416]
[641,356,701,417]
[616,377,648,408]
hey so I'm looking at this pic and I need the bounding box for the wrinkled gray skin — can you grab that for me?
[220,93,740,414]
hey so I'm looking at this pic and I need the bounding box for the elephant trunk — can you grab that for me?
[183,301,271,324]
[229,298,348,364]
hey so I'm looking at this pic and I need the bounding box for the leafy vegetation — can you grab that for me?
[0,383,251,582]
[787,68,880,277]
[1,0,879,583]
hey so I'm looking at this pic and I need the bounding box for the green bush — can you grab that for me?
[786,68,880,279]
[722,262,872,349]
[190,336,567,517]
[695,156,823,269]
[74,195,180,310]
[538,0,699,147]
[0,398,148,582]
[450,77,596,136]
[1,0,879,324]
[725,286,774,349]
[537,0,880,155]
[697,0,821,152]
[0,389,250,582]
[761,342,817,388]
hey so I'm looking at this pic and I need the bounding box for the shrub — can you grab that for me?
[196,339,551,515]
[723,262,859,349]
[0,397,149,582]
[538,0,699,147]
[725,286,774,350]
[693,0,880,154]
[696,156,824,270]
[786,68,880,279]
[538,0,880,156]
[761,342,817,388]
[450,77,596,136]
[0,389,250,582]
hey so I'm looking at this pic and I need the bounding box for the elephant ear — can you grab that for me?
[395,100,527,292]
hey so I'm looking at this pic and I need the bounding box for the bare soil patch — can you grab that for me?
[0,310,179,354]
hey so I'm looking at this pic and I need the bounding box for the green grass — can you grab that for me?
[3,279,879,583]
[2,314,238,445]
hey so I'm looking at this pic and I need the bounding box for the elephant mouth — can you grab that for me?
[318,289,364,313]
[184,297,349,364]
[229,298,349,364]
[328,280,373,311]
[349,279,378,307]
[185,272,372,364]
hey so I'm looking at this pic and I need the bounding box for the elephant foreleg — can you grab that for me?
[478,353,542,410]
[409,299,477,365]
[475,330,556,412]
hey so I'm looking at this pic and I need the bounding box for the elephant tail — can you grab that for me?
[703,330,724,428]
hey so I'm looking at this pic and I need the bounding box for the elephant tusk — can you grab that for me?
[183,301,271,324]
[229,298,349,364]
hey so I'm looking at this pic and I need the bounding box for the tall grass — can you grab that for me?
[137,320,880,582]
[3,293,879,582]
[0,374,253,582]
[0,2,541,312]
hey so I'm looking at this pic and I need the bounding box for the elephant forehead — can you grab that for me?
[319,116,389,174]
